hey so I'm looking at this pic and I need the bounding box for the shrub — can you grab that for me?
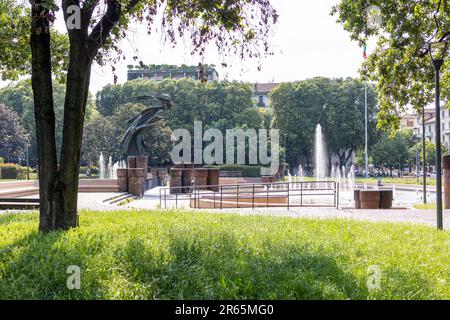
[204,164,261,177]
[0,163,27,179]
[79,166,99,175]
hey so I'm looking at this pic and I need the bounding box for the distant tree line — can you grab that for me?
[270,77,379,173]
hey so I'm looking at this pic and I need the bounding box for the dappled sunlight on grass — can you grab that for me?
[0,210,449,299]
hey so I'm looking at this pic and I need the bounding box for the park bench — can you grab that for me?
[0,198,40,210]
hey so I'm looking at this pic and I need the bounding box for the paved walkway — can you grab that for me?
[1,188,449,230]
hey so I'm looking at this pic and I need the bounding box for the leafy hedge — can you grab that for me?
[204,164,261,177]
[0,163,27,179]
[79,166,99,175]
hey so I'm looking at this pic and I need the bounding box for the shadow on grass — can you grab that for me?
[0,226,112,299]
[121,234,373,299]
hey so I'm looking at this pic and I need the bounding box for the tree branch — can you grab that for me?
[87,0,141,59]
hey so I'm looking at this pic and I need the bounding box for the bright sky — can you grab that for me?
[2,0,376,93]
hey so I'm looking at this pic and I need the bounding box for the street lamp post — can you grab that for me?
[429,40,448,230]
[364,81,369,178]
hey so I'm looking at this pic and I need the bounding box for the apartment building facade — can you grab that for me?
[400,104,450,148]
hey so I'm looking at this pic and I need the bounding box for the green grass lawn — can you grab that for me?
[287,176,435,186]
[355,177,436,186]
[0,210,449,299]
[413,203,437,210]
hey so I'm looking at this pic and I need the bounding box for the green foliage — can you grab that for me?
[79,166,99,175]
[91,79,266,165]
[410,140,448,166]
[0,103,30,161]
[270,77,378,168]
[0,0,69,80]
[83,0,277,72]
[96,78,263,131]
[82,103,173,164]
[332,0,449,130]
[203,164,261,177]
[0,81,97,161]
[372,130,416,168]
[0,163,27,179]
[0,210,449,299]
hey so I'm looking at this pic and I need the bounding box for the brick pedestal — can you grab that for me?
[182,168,193,193]
[360,191,381,209]
[128,168,145,197]
[443,155,450,209]
[170,168,183,194]
[192,169,208,189]
[127,156,136,169]
[207,168,220,192]
[379,190,393,209]
[354,190,361,209]
[135,156,148,178]
[117,169,128,192]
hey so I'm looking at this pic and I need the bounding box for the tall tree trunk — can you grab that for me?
[30,1,59,232]
[345,149,354,166]
[31,0,123,231]
[54,29,93,229]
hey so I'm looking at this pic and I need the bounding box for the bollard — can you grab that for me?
[443,155,450,209]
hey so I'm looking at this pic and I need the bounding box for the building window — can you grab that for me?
[429,125,432,132]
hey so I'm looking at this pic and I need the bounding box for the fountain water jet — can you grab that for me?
[314,124,327,180]
[99,152,106,179]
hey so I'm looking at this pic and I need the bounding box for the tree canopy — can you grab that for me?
[8,0,278,231]
[332,0,449,130]
[0,103,31,161]
[270,77,378,169]
[372,130,415,168]
[88,78,265,164]
[96,78,265,132]
[0,0,69,80]
[0,81,98,162]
